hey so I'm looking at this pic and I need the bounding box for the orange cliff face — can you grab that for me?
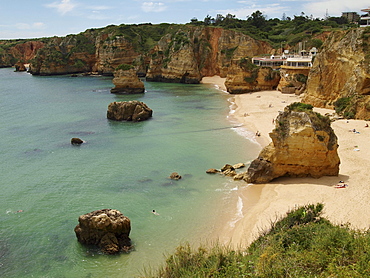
[13,25,272,80]
[0,40,44,67]
[11,41,45,62]
[302,29,370,119]
[146,26,272,83]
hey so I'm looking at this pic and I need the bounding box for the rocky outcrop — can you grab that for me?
[302,29,370,119]
[243,103,340,183]
[111,67,145,94]
[225,59,280,94]
[14,62,26,72]
[277,68,308,95]
[107,101,153,122]
[74,209,131,254]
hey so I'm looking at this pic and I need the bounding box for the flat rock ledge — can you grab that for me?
[74,209,132,254]
[107,100,153,122]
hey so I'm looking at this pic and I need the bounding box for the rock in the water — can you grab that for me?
[206,168,220,174]
[169,172,182,180]
[221,164,234,172]
[233,163,245,169]
[223,169,237,177]
[74,209,132,254]
[111,67,145,94]
[71,138,84,145]
[243,103,340,183]
[107,100,153,122]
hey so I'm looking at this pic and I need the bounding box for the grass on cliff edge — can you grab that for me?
[142,204,370,278]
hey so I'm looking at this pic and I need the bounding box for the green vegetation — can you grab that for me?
[188,11,357,50]
[145,204,370,277]
[116,64,134,71]
[334,97,356,119]
[287,102,332,132]
[102,23,182,53]
[287,102,314,112]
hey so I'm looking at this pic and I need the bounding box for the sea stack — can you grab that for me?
[107,100,153,122]
[243,103,340,183]
[111,64,145,94]
[74,209,132,254]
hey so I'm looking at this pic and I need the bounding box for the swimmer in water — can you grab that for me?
[152,209,159,215]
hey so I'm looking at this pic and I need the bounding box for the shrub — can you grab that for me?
[116,64,134,71]
[287,102,313,112]
[146,204,370,278]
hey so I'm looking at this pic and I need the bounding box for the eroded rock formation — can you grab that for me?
[302,29,370,119]
[74,209,132,254]
[225,59,280,94]
[107,100,153,121]
[147,27,272,84]
[243,103,340,183]
[111,68,145,94]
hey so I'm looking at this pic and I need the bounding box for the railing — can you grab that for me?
[280,65,311,70]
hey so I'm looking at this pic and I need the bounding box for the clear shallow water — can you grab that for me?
[0,68,259,277]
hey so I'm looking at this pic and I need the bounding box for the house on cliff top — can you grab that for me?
[252,47,317,70]
[360,7,370,27]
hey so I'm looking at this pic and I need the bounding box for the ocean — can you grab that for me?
[0,68,260,277]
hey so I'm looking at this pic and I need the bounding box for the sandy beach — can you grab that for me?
[202,76,370,248]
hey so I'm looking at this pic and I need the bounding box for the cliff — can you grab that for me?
[0,40,44,67]
[225,58,280,93]
[302,28,370,119]
[147,26,272,83]
[243,103,340,183]
[22,25,270,81]
[29,33,97,75]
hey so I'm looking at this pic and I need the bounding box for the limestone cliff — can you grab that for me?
[147,26,272,83]
[243,103,340,183]
[95,33,144,76]
[225,58,280,93]
[0,40,44,67]
[29,34,97,75]
[111,67,145,94]
[302,28,370,119]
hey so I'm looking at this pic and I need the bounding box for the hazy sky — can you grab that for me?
[1,0,369,39]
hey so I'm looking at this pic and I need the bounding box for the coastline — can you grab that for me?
[202,76,370,248]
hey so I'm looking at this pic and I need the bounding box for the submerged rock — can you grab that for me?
[107,100,153,122]
[243,103,340,183]
[74,209,132,254]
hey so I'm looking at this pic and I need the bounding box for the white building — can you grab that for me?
[360,7,370,27]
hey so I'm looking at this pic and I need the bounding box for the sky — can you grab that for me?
[1,0,369,39]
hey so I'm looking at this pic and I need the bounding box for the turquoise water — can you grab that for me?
[0,68,259,277]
